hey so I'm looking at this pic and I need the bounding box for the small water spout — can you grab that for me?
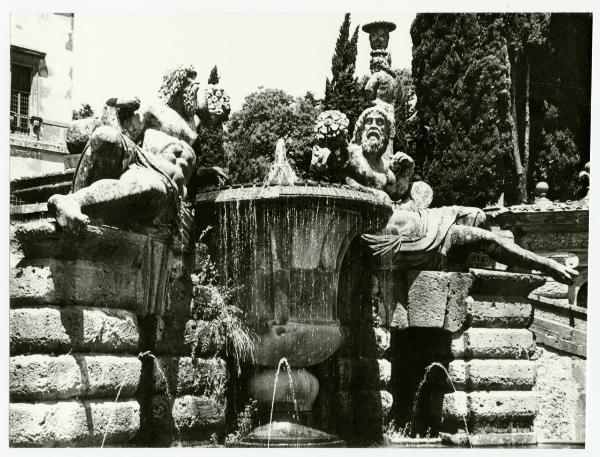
[101,376,129,448]
[408,362,471,447]
[267,357,300,448]
[138,351,183,446]
[265,139,298,186]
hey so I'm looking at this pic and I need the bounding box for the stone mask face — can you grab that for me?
[369,29,389,50]
[361,112,389,158]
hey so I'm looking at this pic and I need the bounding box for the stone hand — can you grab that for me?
[390,151,415,177]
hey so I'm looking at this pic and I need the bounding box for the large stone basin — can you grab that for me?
[195,183,391,367]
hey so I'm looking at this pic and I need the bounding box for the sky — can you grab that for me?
[72,13,416,113]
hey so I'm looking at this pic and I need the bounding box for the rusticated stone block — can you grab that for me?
[443,391,537,423]
[10,354,141,401]
[150,395,226,433]
[152,357,227,397]
[403,271,472,331]
[448,360,536,390]
[451,329,535,359]
[467,296,533,328]
[10,307,139,355]
[10,261,143,310]
[469,269,545,297]
[10,400,140,447]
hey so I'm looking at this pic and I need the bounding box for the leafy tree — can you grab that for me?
[208,65,220,84]
[225,88,322,183]
[410,13,591,206]
[324,13,370,134]
[411,14,514,207]
[392,68,417,157]
[72,103,94,120]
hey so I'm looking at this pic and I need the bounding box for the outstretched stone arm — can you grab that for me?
[447,225,578,285]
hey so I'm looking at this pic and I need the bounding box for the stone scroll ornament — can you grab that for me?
[48,64,230,236]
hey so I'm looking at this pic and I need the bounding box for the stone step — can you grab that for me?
[10,306,139,355]
[451,328,535,359]
[151,356,227,397]
[467,295,533,328]
[448,359,536,390]
[10,354,141,402]
[442,391,537,427]
[10,399,140,447]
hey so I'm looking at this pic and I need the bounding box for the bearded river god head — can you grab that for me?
[354,106,393,159]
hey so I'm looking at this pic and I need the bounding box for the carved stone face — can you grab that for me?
[361,111,389,158]
[369,29,390,50]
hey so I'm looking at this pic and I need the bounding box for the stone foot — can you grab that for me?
[47,194,90,234]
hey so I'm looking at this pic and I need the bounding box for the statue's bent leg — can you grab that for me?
[49,167,169,232]
[72,125,137,191]
[446,225,578,285]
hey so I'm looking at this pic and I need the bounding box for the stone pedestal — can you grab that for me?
[9,220,164,447]
[440,270,544,446]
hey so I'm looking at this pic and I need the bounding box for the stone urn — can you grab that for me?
[196,183,391,445]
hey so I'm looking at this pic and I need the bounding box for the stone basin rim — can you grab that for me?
[195,182,393,210]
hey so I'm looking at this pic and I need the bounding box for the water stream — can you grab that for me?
[407,362,471,447]
[267,357,300,448]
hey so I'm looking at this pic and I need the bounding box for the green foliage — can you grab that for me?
[224,400,258,446]
[72,103,94,120]
[225,88,321,183]
[324,13,370,134]
[186,242,256,372]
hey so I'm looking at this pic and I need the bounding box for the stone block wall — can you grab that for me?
[441,270,543,446]
[9,220,228,447]
[10,234,143,446]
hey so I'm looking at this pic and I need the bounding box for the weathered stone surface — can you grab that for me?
[452,328,535,359]
[338,357,391,390]
[10,354,141,401]
[448,359,536,390]
[10,400,140,447]
[533,347,586,442]
[394,271,472,331]
[150,395,226,432]
[10,307,139,355]
[469,268,545,296]
[380,389,393,419]
[467,296,533,328]
[443,391,537,422]
[406,271,448,328]
[152,356,226,397]
[440,432,536,447]
[10,261,142,310]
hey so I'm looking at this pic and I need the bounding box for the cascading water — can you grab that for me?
[195,141,392,447]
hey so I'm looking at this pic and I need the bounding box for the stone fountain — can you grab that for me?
[195,140,392,446]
